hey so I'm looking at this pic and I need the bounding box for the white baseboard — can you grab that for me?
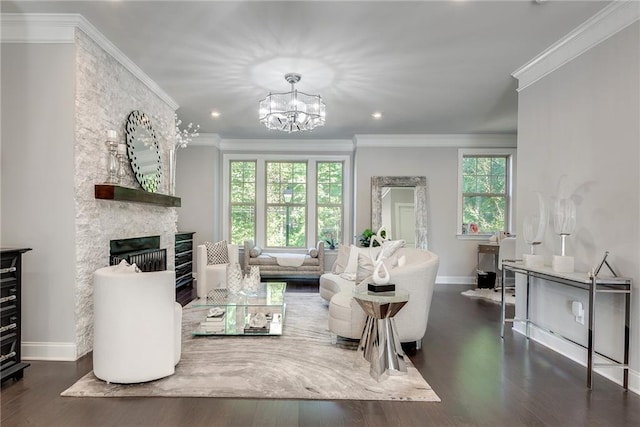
[436,275,475,285]
[22,341,78,361]
[513,323,639,396]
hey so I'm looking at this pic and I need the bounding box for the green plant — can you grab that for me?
[358,228,386,247]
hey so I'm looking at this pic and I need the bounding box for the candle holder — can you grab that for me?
[117,149,128,184]
[105,139,119,184]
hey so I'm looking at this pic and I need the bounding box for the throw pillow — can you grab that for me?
[249,246,262,258]
[343,245,360,276]
[332,244,351,274]
[356,252,375,283]
[205,240,229,265]
[308,247,319,258]
[381,239,405,258]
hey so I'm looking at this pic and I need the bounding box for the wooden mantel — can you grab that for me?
[95,184,181,207]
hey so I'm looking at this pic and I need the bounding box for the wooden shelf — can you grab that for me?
[95,184,181,207]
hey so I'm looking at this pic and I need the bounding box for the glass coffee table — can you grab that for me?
[192,282,286,336]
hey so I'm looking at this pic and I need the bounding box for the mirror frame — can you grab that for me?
[371,176,428,249]
[125,110,162,192]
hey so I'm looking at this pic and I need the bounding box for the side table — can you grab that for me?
[353,288,410,381]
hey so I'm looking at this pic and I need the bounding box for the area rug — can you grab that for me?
[461,288,515,305]
[61,293,439,401]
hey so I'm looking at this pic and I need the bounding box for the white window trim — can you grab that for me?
[456,148,517,239]
[222,153,351,250]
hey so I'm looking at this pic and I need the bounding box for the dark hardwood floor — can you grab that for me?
[2,283,639,426]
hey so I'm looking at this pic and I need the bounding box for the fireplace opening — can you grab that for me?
[109,235,166,272]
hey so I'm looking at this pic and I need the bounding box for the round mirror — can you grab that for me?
[125,110,162,192]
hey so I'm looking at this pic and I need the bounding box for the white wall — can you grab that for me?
[515,22,639,392]
[1,44,78,352]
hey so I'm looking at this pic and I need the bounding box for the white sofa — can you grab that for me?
[93,265,182,384]
[320,246,439,348]
[196,243,239,298]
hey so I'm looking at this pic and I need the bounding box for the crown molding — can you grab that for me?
[218,139,355,153]
[189,133,222,147]
[1,13,179,110]
[513,0,640,92]
[354,134,517,148]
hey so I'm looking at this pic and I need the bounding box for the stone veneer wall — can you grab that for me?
[74,30,177,358]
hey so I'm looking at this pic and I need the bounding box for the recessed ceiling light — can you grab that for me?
[211,111,221,118]
[371,112,383,119]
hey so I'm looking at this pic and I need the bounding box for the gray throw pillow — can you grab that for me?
[205,240,229,265]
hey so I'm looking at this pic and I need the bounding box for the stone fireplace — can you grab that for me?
[109,235,167,272]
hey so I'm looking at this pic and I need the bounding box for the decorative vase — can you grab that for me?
[522,192,547,268]
[244,266,261,295]
[552,198,576,273]
[226,263,243,294]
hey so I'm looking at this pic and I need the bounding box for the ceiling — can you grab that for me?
[2,0,610,140]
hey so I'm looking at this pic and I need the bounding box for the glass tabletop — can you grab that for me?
[353,287,410,304]
[192,282,286,336]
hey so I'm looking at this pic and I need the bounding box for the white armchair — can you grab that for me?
[323,248,439,348]
[93,265,181,384]
[196,243,239,298]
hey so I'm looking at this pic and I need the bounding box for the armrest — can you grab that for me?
[196,245,208,298]
[228,244,239,264]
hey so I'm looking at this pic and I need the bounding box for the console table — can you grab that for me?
[500,260,631,390]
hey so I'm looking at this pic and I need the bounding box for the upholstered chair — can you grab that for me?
[325,248,439,349]
[196,243,240,298]
[93,265,182,384]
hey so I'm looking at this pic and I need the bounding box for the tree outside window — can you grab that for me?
[462,156,508,233]
[229,161,256,245]
[266,162,307,247]
[317,161,343,248]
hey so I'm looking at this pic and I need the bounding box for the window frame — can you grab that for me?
[228,160,257,246]
[222,153,351,250]
[316,161,344,247]
[456,148,516,238]
[264,160,308,248]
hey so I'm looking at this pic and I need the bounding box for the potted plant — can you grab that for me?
[358,228,386,247]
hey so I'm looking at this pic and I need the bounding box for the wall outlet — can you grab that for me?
[571,301,584,325]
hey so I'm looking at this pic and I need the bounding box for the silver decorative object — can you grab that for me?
[105,130,119,184]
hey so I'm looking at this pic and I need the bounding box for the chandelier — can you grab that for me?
[259,73,326,133]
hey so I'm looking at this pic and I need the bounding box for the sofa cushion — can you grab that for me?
[205,240,229,265]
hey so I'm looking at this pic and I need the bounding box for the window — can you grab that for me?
[265,161,307,248]
[229,161,256,245]
[458,149,515,235]
[316,162,344,247]
[223,154,351,249]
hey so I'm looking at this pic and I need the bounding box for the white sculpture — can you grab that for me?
[369,226,391,285]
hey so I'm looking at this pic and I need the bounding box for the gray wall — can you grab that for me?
[1,34,178,360]
[354,145,509,280]
[515,22,639,390]
[1,44,78,350]
[176,144,220,251]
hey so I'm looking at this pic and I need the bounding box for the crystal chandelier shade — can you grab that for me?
[259,73,326,133]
